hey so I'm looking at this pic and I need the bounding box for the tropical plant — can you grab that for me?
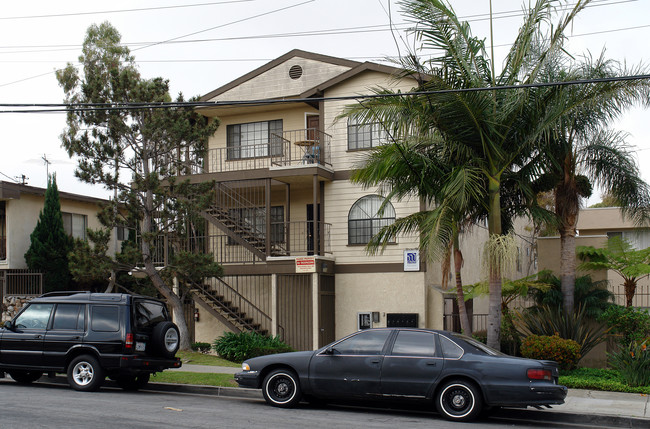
[340,0,623,349]
[608,340,650,387]
[532,51,650,315]
[24,174,74,293]
[577,236,650,307]
[517,304,608,359]
[213,331,293,362]
[528,270,614,319]
[191,342,212,354]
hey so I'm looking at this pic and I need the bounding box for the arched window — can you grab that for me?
[348,195,395,245]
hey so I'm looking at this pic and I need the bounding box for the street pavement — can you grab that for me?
[168,363,650,426]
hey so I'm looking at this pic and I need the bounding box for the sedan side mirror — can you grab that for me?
[324,346,338,355]
[3,321,12,330]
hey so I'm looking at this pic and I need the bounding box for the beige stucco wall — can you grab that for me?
[537,235,608,279]
[334,271,427,338]
[194,312,233,345]
[1,193,112,269]
[577,207,634,233]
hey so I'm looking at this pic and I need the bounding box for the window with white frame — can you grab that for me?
[227,120,283,159]
[62,212,87,240]
[348,195,395,245]
[347,118,388,150]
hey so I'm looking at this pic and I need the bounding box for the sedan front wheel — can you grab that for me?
[262,369,302,408]
[436,380,482,422]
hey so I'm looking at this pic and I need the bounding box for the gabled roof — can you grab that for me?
[0,181,108,205]
[298,61,405,98]
[200,49,362,102]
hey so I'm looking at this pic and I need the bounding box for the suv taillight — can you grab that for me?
[527,369,552,381]
[125,333,134,351]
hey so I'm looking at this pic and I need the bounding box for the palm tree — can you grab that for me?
[533,53,650,314]
[578,236,650,307]
[343,0,591,349]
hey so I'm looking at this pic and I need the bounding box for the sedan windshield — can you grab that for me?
[452,334,506,356]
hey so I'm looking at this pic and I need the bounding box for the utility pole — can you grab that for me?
[41,154,51,180]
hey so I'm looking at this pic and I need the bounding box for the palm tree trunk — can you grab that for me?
[487,174,502,350]
[559,227,576,315]
[453,231,471,335]
[624,278,637,307]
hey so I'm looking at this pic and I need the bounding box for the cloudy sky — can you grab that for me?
[1,0,648,200]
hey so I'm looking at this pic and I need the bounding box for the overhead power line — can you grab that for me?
[1,74,648,114]
[0,0,257,20]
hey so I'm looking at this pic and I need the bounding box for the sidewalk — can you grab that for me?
[167,363,649,425]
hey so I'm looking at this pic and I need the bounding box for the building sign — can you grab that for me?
[295,256,316,273]
[404,249,420,271]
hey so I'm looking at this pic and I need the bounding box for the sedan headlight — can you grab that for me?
[242,362,250,371]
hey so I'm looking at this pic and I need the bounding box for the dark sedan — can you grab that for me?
[235,328,567,422]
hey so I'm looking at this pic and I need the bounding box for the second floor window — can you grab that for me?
[62,212,87,240]
[347,118,387,150]
[348,195,395,245]
[227,120,283,160]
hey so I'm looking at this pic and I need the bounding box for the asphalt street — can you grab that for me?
[0,379,622,429]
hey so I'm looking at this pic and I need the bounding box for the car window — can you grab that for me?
[52,304,84,331]
[439,335,464,359]
[452,334,506,356]
[91,305,120,332]
[390,330,436,357]
[14,303,53,329]
[331,330,391,355]
[134,300,167,330]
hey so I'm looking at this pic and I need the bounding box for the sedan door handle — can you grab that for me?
[426,362,437,366]
[370,359,380,364]
[34,335,42,339]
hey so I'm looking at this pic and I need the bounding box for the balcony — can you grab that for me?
[146,220,332,266]
[200,129,332,174]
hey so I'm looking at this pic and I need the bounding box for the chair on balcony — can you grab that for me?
[300,143,320,165]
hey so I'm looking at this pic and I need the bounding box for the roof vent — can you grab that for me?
[289,65,303,80]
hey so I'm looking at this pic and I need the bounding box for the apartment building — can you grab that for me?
[188,50,506,350]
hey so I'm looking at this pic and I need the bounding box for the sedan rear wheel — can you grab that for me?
[436,380,482,422]
[262,369,302,408]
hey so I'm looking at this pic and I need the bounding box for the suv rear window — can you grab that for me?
[134,300,168,331]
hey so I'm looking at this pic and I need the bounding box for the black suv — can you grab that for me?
[0,292,182,391]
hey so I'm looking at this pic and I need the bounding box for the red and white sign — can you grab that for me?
[295,256,316,273]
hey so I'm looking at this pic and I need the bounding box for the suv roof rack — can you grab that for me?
[40,291,92,298]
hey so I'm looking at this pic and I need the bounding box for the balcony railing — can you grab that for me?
[200,129,331,174]
[145,220,332,266]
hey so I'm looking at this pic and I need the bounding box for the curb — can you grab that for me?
[9,377,646,427]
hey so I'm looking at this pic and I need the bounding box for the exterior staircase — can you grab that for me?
[199,182,287,260]
[188,276,272,336]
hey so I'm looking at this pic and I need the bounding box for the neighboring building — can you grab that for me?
[183,50,532,350]
[0,181,118,271]
[0,181,120,320]
[537,206,650,310]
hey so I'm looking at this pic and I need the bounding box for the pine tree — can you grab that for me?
[25,174,73,293]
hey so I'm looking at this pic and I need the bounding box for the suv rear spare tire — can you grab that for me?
[151,321,180,358]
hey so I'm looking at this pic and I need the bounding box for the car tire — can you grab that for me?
[262,369,302,408]
[116,373,151,391]
[151,321,180,358]
[436,379,483,422]
[9,370,43,384]
[68,355,105,392]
